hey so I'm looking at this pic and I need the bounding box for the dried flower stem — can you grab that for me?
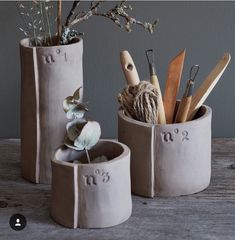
[85,148,91,164]
[17,3,30,36]
[57,0,62,45]
[43,1,52,45]
[39,1,46,45]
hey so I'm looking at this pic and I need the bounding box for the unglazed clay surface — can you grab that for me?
[20,38,83,184]
[118,105,212,197]
[51,139,132,228]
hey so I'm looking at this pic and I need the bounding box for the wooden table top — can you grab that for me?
[0,139,235,240]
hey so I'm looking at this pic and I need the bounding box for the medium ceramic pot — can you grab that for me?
[50,139,132,229]
[20,38,83,184]
[118,105,212,197]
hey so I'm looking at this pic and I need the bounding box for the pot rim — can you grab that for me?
[118,104,212,128]
[52,139,130,167]
[19,37,82,49]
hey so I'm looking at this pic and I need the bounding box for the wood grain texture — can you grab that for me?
[0,139,235,240]
[188,53,231,120]
[174,97,192,123]
[120,51,140,86]
[150,75,166,124]
[163,49,186,124]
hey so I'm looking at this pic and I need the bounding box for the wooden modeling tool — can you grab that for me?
[145,49,166,124]
[120,50,140,86]
[163,49,186,123]
[119,50,159,124]
[187,52,231,121]
[175,65,199,123]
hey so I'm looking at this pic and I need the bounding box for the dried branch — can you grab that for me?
[65,0,158,33]
[90,0,103,11]
[65,1,81,27]
[17,0,158,46]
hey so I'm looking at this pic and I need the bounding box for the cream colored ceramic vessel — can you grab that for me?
[20,38,83,184]
[50,139,132,228]
[118,105,212,197]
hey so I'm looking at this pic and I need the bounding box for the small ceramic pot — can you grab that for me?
[20,38,83,184]
[50,139,132,229]
[118,105,212,197]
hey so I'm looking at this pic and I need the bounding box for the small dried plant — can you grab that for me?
[17,0,158,46]
[63,87,101,164]
[17,0,55,46]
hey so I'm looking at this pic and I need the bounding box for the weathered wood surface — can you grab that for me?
[0,138,235,240]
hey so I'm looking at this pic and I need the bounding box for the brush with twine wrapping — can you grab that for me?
[119,51,160,124]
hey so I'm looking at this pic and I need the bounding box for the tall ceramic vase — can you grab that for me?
[20,38,83,184]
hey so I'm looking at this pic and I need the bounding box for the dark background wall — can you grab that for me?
[0,1,235,139]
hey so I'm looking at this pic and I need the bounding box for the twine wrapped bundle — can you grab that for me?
[118,81,159,124]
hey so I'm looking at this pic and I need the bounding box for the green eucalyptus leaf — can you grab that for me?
[64,136,81,151]
[66,104,87,119]
[66,118,87,141]
[74,121,101,150]
[63,96,74,113]
[73,87,82,101]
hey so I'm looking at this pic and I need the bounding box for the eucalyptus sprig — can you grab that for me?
[63,87,101,164]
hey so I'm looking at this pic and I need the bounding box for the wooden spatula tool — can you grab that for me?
[187,52,231,121]
[163,49,186,123]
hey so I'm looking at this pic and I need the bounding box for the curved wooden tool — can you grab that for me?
[187,52,231,121]
[120,50,140,86]
[163,49,186,123]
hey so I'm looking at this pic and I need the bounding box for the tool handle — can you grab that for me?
[151,75,166,124]
[187,52,231,121]
[175,97,192,123]
[120,51,140,86]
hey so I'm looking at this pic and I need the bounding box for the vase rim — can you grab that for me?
[19,37,82,49]
[52,139,130,167]
[118,104,212,128]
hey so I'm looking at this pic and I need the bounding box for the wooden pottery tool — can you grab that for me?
[187,52,231,121]
[163,49,186,123]
[145,49,166,124]
[175,65,199,123]
[120,50,140,86]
